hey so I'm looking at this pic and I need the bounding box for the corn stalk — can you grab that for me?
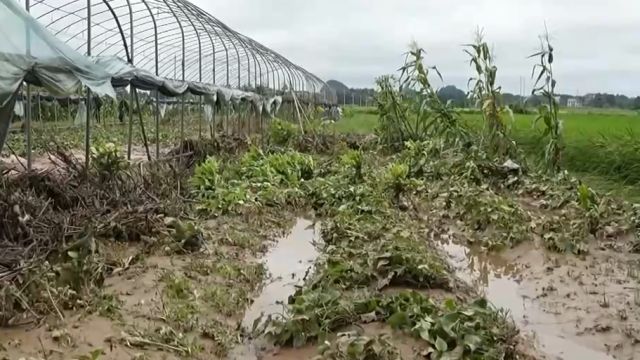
[465,31,515,158]
[375,44,467,150]
[530,30,562,173]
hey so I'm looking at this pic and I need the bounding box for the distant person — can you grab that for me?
[118,99,129,124]
[93,96,103,124]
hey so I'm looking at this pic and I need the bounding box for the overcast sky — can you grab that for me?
[198,1,639,96]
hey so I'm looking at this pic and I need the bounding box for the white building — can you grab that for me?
[567,97,583,108]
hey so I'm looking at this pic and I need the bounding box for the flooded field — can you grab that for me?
[439,235,640,360]
[230,217,321,359]
[2,128,640,360]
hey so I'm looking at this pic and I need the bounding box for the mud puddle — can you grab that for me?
[439,235,640,360]
[229,217,321,359]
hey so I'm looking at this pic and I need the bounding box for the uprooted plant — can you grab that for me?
[0,147,193,325]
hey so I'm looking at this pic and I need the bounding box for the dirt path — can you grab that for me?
[0,146,165,174]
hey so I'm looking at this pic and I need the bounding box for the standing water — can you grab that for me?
[440,240,615,360]
[229,217,321,359]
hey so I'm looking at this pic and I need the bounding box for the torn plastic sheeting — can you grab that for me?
[203,92,217,107]
[188,82,215,96]
[247,94,263,115]
[264,96,283,117]
[14,100,24,117]
[94,56,195,97]
[73,102,87,127]
[0,0,115,152]
[216,87,233,105]
[229,89,247,105]
[159,79,189,97]
[159,103,167,119]
[204,105,213,123]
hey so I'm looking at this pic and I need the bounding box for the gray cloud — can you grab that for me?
[193,0,640,96]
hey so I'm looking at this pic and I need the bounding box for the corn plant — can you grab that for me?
[376,74,409,149]
[465,31,515,158]
[400,44,468,144]
[530,30,563,172]
[375,44,467,150]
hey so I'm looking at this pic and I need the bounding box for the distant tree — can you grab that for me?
[615,94,631,108]
[525,95,543,107]
[437,85,467,107]
[632,97,640,110]
[502,93,525,106]
[589,94,606,108]
[604,94,616,107]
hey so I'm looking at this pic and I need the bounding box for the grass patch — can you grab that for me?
[336,107,640,198]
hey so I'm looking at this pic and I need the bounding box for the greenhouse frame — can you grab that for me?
[0,0,335,170]
[28,0,332,97]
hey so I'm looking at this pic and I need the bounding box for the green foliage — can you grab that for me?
[190,157,223,191]
[266,289,516,360]
[238,147,315,185]
[166,219,205,253]
[191,148,314,214]
[269,118,300,147]
[384,162,410,204]
[410,298,517,360]
[315,333,401,360]
[90,142,128,182]
[93,292,122,320]
[161,273,200,331]
[448,186,532,249]
[263,288,360,347]
[339,149,364,183]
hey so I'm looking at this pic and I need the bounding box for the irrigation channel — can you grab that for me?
[230,219,640,360]
[230,217,322,359]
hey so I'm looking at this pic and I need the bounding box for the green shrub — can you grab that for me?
[90,142,128,182]
[269,118,299,147]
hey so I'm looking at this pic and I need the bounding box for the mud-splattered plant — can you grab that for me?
[530,30,563,173]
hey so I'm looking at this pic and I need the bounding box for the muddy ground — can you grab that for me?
[2,217,638,360]
[2,143,640,360]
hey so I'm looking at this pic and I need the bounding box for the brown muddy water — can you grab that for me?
[438,234,640,360]
[229,217,321,360]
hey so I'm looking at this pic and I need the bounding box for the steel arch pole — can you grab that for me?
[85,0,92,172]
[173,0,203,140]
[209,22,254,90]
[190,18,230,136]
[25,0,32,171]
[182,2,231,137]
[125,0,134,160]
[228,31,253,89]
[226,33,256,132]
[162,0,186,144]
[181,2,216,137]
[141,0,160,159]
